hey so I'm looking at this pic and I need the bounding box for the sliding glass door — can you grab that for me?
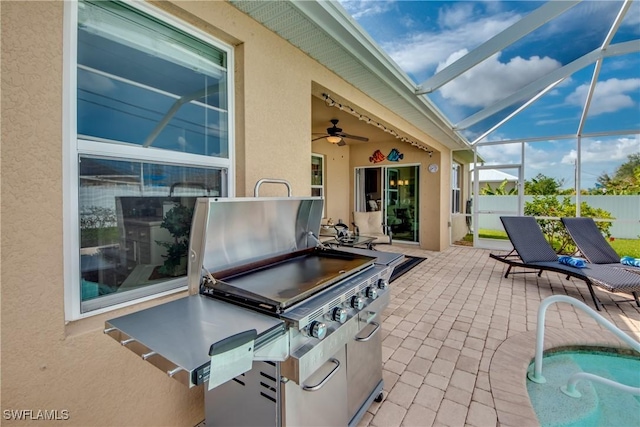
[386,166,419,242]
[355,165,419,243]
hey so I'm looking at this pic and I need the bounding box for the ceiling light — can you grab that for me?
[326,136,341,144]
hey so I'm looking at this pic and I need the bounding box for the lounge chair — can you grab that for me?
[489,216,640,310]
[561,217,640,273]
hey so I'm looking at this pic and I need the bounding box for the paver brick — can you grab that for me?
[414,384,444,411]
[401,403,436,427]
[435,399,468,427]
[371,401,406,427]
[387,382,419,409]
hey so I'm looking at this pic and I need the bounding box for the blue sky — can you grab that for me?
[338,0,640,189]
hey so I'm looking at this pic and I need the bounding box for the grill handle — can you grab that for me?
[302,358,340,392]
[253,179,292,197]
[354,321,380,342]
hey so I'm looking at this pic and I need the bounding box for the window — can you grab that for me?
[66,1,234,318]
[311,154,325,214]
[452,162,462,213]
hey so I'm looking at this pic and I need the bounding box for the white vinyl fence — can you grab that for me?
[477,195,640,239]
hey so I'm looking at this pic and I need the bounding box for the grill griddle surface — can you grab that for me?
[215,252,373,309]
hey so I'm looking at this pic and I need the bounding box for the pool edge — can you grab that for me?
[489,328,636,427]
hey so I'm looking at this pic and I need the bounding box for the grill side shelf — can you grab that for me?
[103,326,193,387]
[104,295,286,388]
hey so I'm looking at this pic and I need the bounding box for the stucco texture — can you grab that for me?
[2,1,455,425]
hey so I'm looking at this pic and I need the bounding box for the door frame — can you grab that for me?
[354,164,420,244]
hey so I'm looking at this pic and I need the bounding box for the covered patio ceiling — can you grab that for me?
[229,0,639,151]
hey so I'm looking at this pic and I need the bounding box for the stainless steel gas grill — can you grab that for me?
[105,189,403,427]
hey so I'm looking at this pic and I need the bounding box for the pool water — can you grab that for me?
[527,349,640,427]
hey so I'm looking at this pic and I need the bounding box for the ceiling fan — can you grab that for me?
[312,119,369,146]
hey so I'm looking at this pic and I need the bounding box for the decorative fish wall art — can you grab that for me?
[387,148,404,162]
[369,148,404,163]
[369,150,386,163]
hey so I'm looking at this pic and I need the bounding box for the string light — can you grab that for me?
[322,93,434,156]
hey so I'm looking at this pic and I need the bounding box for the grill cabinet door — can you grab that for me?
[283,346,348,426]
[347,312,383,422]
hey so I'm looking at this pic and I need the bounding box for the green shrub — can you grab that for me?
[524,196,614,254]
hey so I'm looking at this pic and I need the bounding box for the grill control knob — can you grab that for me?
[331,307,348,324]
[350,296,364,310]
[377,279,389,290]
[308,321,327,340]
[366,287,378,300]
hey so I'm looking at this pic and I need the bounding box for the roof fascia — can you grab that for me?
[416,0,581,95]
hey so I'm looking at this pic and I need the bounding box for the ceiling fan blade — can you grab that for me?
[312,135,329,141]
[339,133,369,142]
[337,139,346,146]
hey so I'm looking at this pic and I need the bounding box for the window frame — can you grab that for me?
[63,0,235,320]
[452,162,462,214]
[311,153,325,216]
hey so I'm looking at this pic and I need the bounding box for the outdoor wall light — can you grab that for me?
[326,136,342,144]
[390,180,395,186]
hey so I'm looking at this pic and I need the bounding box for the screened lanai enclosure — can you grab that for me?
[340,0,640,249]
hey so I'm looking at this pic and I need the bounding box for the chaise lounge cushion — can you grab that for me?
[561,217,640,273]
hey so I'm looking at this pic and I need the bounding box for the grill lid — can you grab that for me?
[188,196,324,294]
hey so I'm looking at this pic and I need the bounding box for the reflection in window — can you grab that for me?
[79,157,223,308]
[77,1,228,157]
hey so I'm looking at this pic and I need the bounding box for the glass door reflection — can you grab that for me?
[386,166,419,242]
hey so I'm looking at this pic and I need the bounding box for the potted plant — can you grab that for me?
[157,204,193,276]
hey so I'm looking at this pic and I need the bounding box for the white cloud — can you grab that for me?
[535,117,573,126]
[562,136,640,165]
[381,9,520,77]
[620,0,640,29]
[476,141,522,165]
[338,0,396,19]
[525,142,572,173]
[437,52,561,108]
[566,78,640,115]
[438,3,475,29]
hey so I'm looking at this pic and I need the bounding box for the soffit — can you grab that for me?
[228,0,470,151]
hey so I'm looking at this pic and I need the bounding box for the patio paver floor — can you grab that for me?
[359,244,640,427]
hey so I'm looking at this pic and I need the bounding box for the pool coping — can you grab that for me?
[489,327,638,427]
